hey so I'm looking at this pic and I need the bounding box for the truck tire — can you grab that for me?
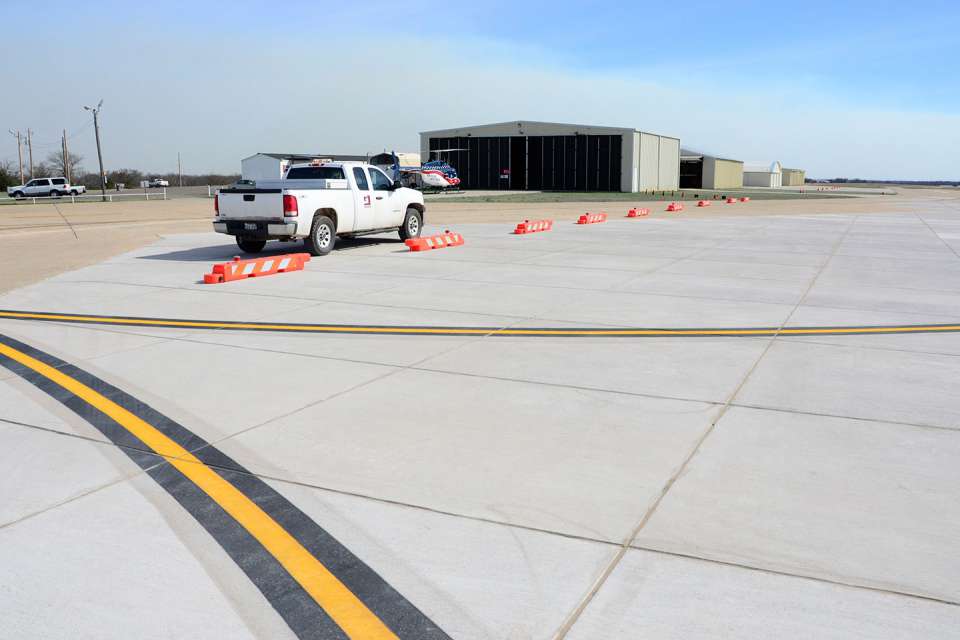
[236,237,266,253]
[12,191,24,199]
[398,207,422,240]
[49,190,61,198]
[305,215,336,256]
[70,190,79,196]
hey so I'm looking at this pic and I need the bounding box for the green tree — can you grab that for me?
[0,160,19,190]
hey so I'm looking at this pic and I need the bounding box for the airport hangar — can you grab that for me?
[419,120,680,192]
[679,148,744,190]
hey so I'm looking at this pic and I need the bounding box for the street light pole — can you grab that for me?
[84,100,106,202]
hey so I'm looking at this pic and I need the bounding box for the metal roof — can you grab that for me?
[744,161,782,173]
[680,147,743,163]
[420,120,680,141]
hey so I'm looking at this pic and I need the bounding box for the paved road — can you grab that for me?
[1,192,959,638]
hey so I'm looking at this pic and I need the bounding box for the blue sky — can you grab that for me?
[2,0,958,179]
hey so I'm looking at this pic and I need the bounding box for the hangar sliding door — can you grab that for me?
[433,133,622,191]
[527,137,542,190]
[510,137,527,190]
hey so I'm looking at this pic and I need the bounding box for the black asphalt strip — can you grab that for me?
[0,333,450,640]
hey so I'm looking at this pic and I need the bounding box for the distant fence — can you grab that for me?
[2,189,168,205]
[3,185,233,204]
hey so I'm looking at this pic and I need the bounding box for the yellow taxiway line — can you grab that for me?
[0,339,398,640]
[1,309,960,337]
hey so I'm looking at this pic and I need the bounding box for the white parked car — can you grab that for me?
[148,178,170,188]
[7,177,86,198]
[214,161,425,255]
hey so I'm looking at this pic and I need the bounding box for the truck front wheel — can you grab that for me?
[305,215,336,256]
[399,207,422,240]
[236,237,266,253]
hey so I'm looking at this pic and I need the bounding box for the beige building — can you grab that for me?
[782,168,806,186]
[680,149,744,189]
[420,120,679,192]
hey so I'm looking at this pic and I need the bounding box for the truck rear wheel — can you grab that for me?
[398,207,422,240]
[236,237,266,253]
[305,215,336,256]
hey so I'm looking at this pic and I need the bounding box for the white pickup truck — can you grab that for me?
[7,177,86,198]
[213,161,425,255]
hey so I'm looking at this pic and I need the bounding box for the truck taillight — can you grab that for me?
[213,194,219,217]
[283,194,299,217]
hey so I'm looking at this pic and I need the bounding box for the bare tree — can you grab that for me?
[45,149,84,179]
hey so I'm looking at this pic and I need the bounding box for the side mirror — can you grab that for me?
[391,180,402,190]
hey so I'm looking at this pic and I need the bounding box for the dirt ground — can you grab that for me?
[1,188,957,293]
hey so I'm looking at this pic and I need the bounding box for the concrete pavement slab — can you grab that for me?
[0,320,170,377]
[636,407,960,601]
[418,335,770,403]
[803,281,960,317]
[0,474,291,640]
[566,549,960,639]
[659,258,821,281]
[735,339,960,428]
[217,368,719,542]
[614,271,811,305]
[82,338,397,444]
[689,246,830,267]
[534,289,795,328]
[266,478,617,640]
[0,420,144,526]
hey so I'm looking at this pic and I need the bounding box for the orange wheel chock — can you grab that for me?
[405,231,465,252]
[203,253,311,284]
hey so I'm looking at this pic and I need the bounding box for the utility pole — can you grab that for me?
[177,151,182,187]
[84,100,106,201]
[8,130,24,184]
[26,128,34,178]
[62,129,72,182]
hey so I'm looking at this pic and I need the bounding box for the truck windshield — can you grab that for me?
[285,167,345,180]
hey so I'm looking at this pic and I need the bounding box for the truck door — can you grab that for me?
[368,167,402,229]
[351,167,375,231]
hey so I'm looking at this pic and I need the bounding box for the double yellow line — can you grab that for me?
[0,339,400,639]
[2,309,960,337]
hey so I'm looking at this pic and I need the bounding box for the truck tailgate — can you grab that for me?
[218,189,284,220]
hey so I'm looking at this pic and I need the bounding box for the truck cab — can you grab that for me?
[213,161,425,256]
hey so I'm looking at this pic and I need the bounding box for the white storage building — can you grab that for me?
[743,161,783,188]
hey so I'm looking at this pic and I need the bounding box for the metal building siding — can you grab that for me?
[638,133,660,190]
[713,159,744,189]
[658,137,680,189]
[782,168,806,186]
